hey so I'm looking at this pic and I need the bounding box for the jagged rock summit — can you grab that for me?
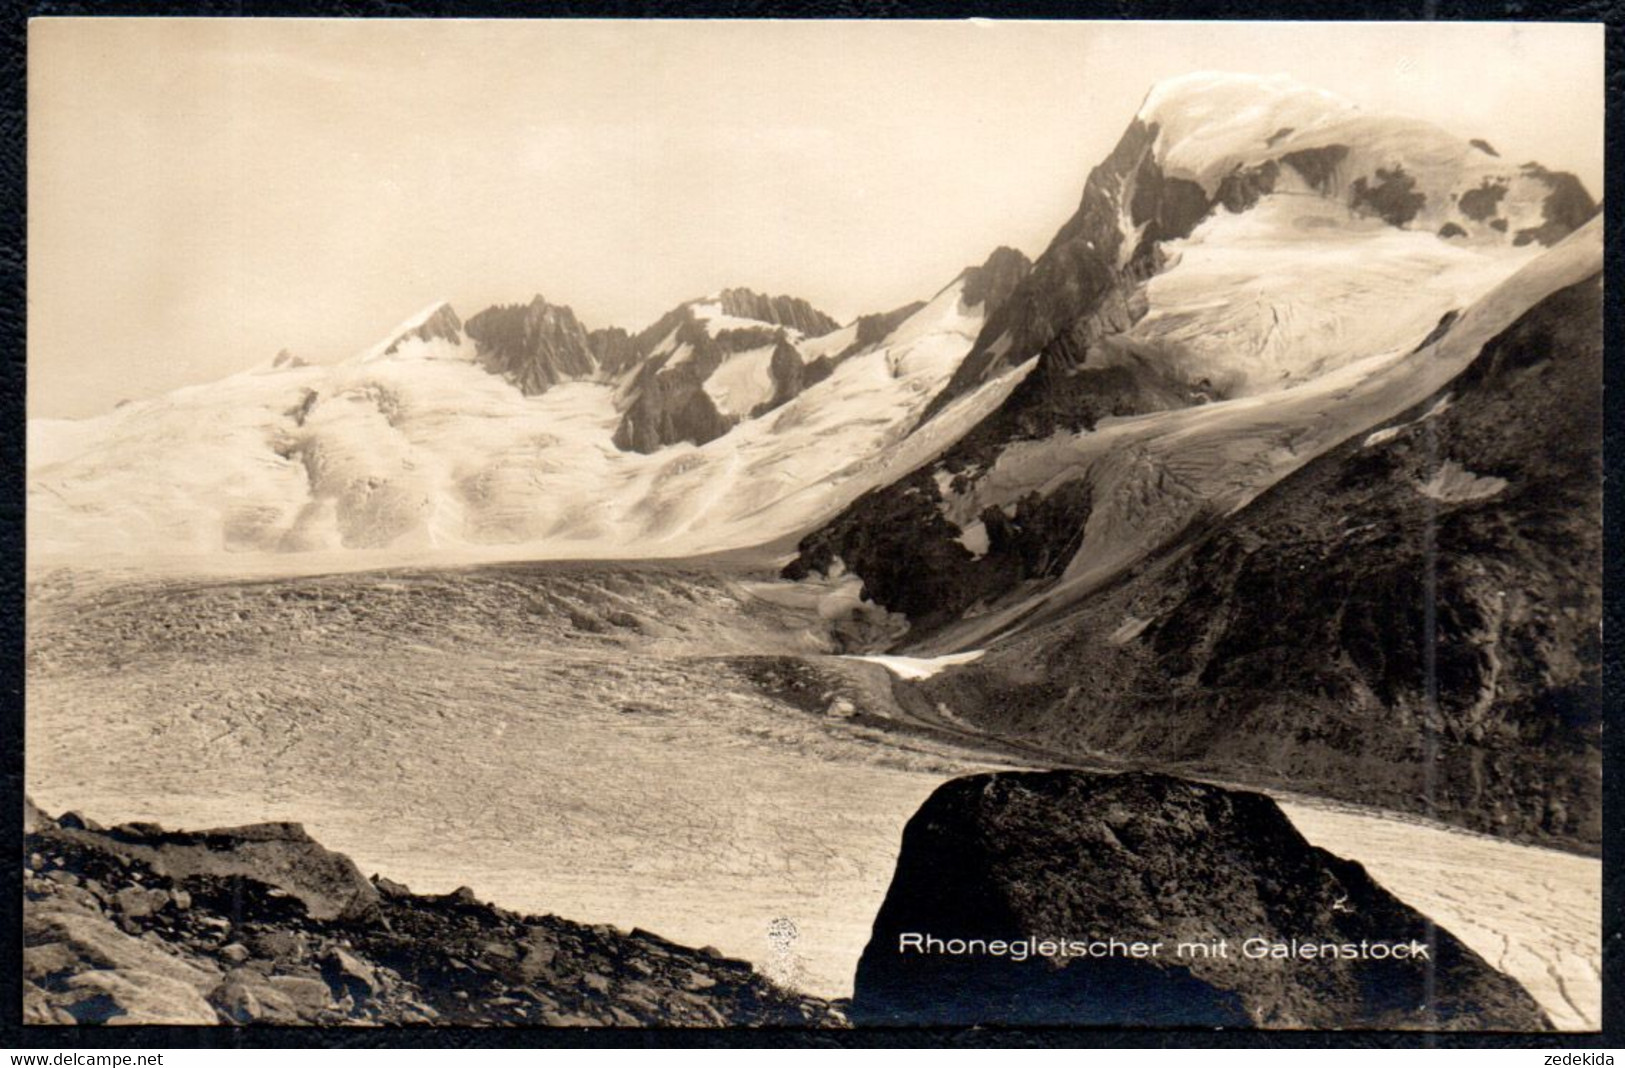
[463,295,614,394]
[852,771,1550,1029]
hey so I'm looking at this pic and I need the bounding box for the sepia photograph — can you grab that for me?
[22,18,1604,1034]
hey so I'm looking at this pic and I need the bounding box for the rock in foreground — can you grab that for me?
[23,802,840,1027]
[852,771,1549,1030]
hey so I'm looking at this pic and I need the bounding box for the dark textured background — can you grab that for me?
[0,1,1619,1050]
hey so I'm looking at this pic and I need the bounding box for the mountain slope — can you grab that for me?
[786,74,1596,638]
[912,241,1602,850]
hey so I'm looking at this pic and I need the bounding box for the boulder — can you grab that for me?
[853,771,1550,1030]
[41,819,379,922]
[24,901,222,1025]
[24,795,52,834]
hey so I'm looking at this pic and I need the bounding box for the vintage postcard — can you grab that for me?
[24,18,1602,1031]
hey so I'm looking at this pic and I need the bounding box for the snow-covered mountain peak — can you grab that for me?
[356,301,465,364]
[923,72,1597,424]
[1131,71,1596,248]
[1137,71,1356,142]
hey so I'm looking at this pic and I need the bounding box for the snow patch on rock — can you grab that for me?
[1417,460,1508,502]
[844,650,986,680]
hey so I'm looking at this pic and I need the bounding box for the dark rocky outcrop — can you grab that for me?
[785,326,1194,631]
[959,246,1032,317]
[853,771,1550,1029]
[760,337,814,414]
[1458,178,1509,223]
[23,802,839,1027]
[919,270,1603,850]
[1215,159,1281,213]
[802,300,930,385]
[919,117,1178,422]
[464,296,600,395]
[1349,165,1428,227]
[710,287,840,336]
[612,316,749,453]
[1279,144,1350,193]
[612,291,843,453]
[849,301,928,352]
[588,326,641,378]
[1513,164,1599,247]
[786,462,1105,634]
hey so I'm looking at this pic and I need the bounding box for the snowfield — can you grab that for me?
[1139,72,1572,240]
[1128,194,1537,395]
[29,276,1022,569]
[844,650,987,680]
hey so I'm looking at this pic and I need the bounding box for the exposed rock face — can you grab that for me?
[611,291,843,453]
[588,326,641,377]
[464,296,600,395]
[959,246,1032,316]
[921,271,1603,850]
[711,287,840,336]
[761,336,813,412]
[612,316,750,453]
[853,771,1549,1029]
[1350,165,1428,227]
[784,328,1192,631]
[922,118,1183,422]
[785,467,1102,634]
[23,803,839,1027]
[848,301,928,355]
[1514,164,1599,247]
[1280,143,1350,193]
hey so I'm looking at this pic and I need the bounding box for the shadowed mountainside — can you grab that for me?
[918,270,1602,852]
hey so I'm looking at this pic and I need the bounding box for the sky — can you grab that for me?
[29,19,1604,419]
